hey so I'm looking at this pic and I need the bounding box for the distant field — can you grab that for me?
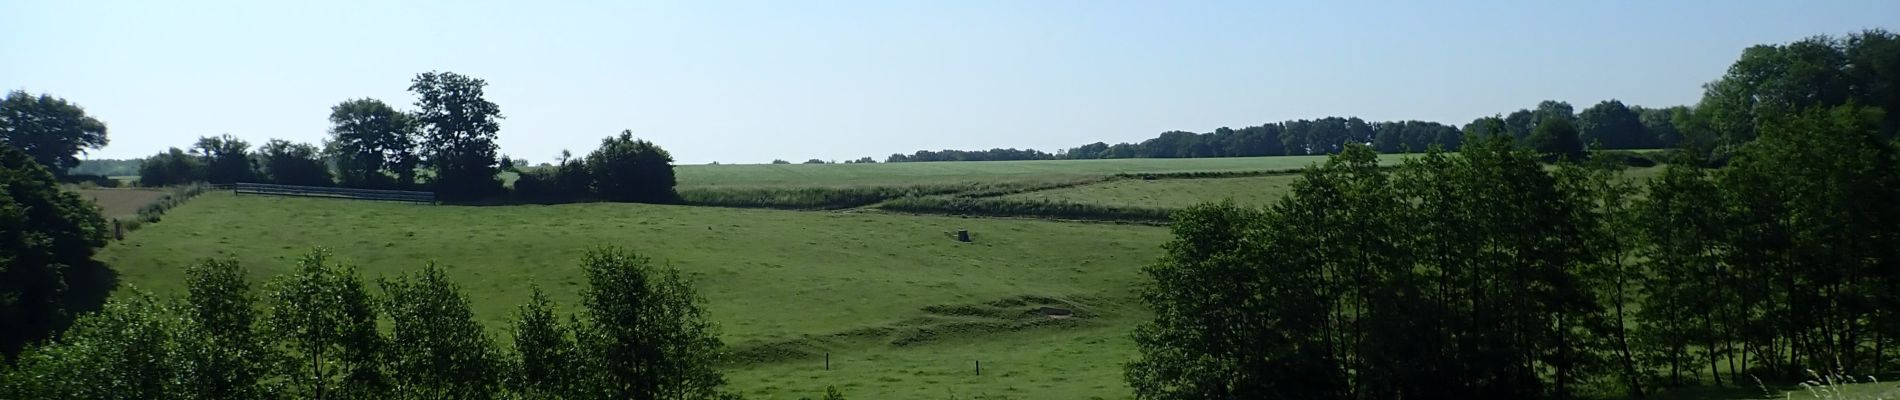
[1000,174,1303,209]
[990,165,1667,210]
[74,188,164,219]
[100,192,1167,399]
[672,155,1389,188]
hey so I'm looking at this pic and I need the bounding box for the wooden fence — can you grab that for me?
[232,182,435,203]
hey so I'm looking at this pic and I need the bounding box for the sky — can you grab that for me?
[4,1,1897,164]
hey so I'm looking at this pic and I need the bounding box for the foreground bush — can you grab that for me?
[0,246,733,400]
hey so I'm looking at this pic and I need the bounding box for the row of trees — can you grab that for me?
[1125,28,1900,399]
[884,100,1683,163]
[124,71,681,203]
[0,247,733,400]
[136,135,333,187]
[1130,103,1898,398]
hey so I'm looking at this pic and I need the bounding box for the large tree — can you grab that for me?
[263,249,387,399]
[0,144,108,357]
[409,71,504,199]
[1578,100,1648,149]
[136,147,204,187]
[381,263,501,399]
[1530,117,1586,161]
[192,134,256,184]
[585,131,679,203]
[0,91,108,178]
[571,247,727,399]
[256,139,332,186]
[327,98,419,189]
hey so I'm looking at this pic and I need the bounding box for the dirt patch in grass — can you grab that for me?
[77,188,167,219]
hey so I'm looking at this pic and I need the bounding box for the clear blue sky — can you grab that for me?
[4,0,1896,164]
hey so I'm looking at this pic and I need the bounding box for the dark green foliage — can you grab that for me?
[1579,100,1651,149]
[263,248,388,399]
[585,131,679,203]
[1530,116,1586,161]
[257,139,333,186]
[1698,30,1900,148]
[137,147,204,187]
[0,144,108,357]
[193,134,256,184]
[885,148,1055,162]
[411,71,505,200]
[381,263,502,399]
[0,294,180,400]
[328,98,420,189]
[1130,142,1610,399]
[0,91,108,178]
[176,258,275,399]
[67,158,139,177]
[571,247,728,399]
[512,286,579,399]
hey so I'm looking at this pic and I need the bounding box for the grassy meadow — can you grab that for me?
[90,154,1787,399]
[100,191,1167,399]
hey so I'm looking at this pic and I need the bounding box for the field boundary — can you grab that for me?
[233,182,436,203]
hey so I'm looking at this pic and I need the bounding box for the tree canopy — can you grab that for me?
[0,91,108,179]
[410,71,505,199]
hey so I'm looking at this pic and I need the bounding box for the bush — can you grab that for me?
[585,131,678,203]
[137,148,204,187]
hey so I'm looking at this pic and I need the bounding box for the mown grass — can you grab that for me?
[99,192,1168,399]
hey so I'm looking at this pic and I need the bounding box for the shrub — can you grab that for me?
[876,196,1173,223]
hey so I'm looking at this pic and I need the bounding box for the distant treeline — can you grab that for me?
[888,100,1687,162]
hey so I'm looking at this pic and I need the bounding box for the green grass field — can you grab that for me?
[999,174,1303,209]
[95,154,1723,399]
[672,155,1381,188]
[101,192,1166,399]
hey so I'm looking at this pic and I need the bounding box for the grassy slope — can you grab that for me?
[100,192,1167,399]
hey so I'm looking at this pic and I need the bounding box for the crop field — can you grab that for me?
[100,191,1167,399]
[74,187,166,219]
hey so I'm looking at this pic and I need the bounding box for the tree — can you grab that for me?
[328,98,419,189]
[136,147,204,187]
[175,259,275,399]
[0,91,108,179]
[0,144,108,357]
[381,263,501,399]
[257,139,332,186]
[512,285,578,398]
[1530,117,1586,161]
[410,71,504,199]
[1579,100,1648,149]
[585,131,679,203]
[0,294,182,400]
[193,134,256,184]
[571,247,727,399]
[263,248,387,399]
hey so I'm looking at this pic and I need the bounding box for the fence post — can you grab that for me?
[975,360,980,376]
[825,352,830,371]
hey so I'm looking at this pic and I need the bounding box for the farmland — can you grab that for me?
[100,190,1167,399]
[94,154,1871,400]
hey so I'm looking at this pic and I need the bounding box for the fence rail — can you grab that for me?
[233,182,435,203]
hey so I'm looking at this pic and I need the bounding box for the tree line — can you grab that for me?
[122,71,681,202]
[0,246,736,400]
[1128,29,1900,400]
[886,101,1685,163]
